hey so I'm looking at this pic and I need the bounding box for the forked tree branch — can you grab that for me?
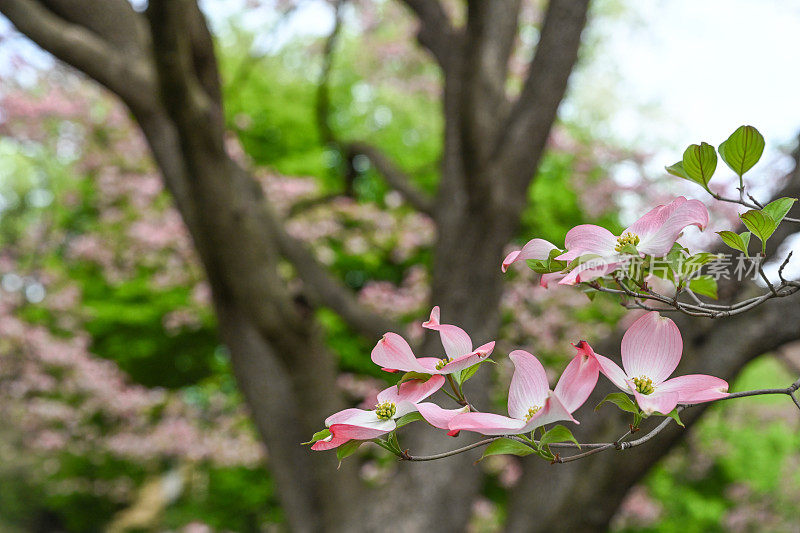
[395,0,457,70]
[493,0,590,201]
[315,0,435,215]
[0,0,154,113]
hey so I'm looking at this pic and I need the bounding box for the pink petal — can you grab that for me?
[553,341,600,413]
[325,407,375,427]
[644,273,677,298]
[522,391,579,431]
[556,224,617,261]
[371,332,428,373]
[447,412,527,436]
[627,197,709,257]
[657,374,729,403]
[328,421,395,441]
[416,357,445,373]
[422,306,473,360]
[311,434,352,451]
[621,311,682,385]
[585,348,630,392]
[377,375,445,406]
[507,350,550,419]
[632,389,679,416]
[501,238,558,272]
[437,341,495,374]
[416,402,470,430]
[558,258,621,285]
[540,272,567,288]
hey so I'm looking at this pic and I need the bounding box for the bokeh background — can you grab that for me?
[1,0,799,531]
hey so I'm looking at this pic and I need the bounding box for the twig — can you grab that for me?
[400,378,800,462]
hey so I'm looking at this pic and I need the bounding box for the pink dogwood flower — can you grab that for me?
[585,311,728,415]
[371,307,495,375]
[447,346,599,436]
[501,238,558,273]
[312,376,447,450]
[501,239,567,287]
[557,196,709,285]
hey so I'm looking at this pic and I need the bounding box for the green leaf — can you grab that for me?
[663,408,685,427]
[336,440,363,465]
[688,275,718,299]
[479,438,535,461]
[717,230,751,254]
[302,428,331,445]
[539,424,581,451]
[395,411,424,428]
[718,125,765,177]
[681,142,717,188]
[762,197,797,226]
[740,209,778,252]
[456,363,482,386]
[595,392,639,414]
[665,161,689,179]
[396,371,432,389]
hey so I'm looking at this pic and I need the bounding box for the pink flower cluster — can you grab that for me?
[310,305,729,451]
[503,196,710,286]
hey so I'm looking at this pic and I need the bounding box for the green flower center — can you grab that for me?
[435,358,450,370]
[375,401,397,420]
[524,405,541,422]
[632,376,655,395]
[615,232,640,253]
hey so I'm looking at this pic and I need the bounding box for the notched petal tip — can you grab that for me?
[422,306,441,328]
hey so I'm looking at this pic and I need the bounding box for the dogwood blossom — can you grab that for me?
[447,345,599,436]
[584,311,729,415]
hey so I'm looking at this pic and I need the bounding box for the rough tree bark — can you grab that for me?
[1,0,797,531]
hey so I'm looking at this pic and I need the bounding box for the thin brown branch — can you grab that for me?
[314,3,435,215]
[271,218,402,340]
[345,142,435,215]
[401,380,800,462]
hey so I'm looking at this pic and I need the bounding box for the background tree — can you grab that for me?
[0,0,798,531]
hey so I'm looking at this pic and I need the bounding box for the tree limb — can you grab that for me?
[345,141,436,214]
[315,1,435,215]
[492,0,590,204]
[0,0,154,113]
[395,0,457,70]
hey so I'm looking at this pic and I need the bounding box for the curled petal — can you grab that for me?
[371,332,428,373]
[507,350,550,420]
[632,389,679,416]
[437,342,495,374]
[553,341,600,413]
[325,408,376,427]
[377,375,445,406]
[422,306,473,360]
[557,225,617,261]
[416,402,470,430]
[311,433,352,451]
[540,271,567,288]
[628,197,709,257]
[447,412,527,436]
[327,421,396,441]
[502,238,558,272]
[558,258,621,285]
[621,312,681,385]
[657,374,729,403]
